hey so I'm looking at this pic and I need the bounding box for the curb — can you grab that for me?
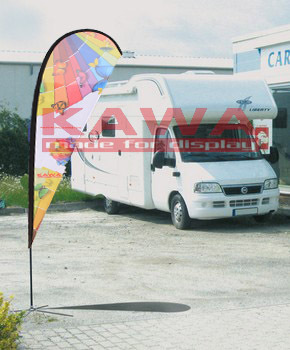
[278,207,290,217]
[0,207,27,215]
[0,200,101,216]
[1,201,290,217]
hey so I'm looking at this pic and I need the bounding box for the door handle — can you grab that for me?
[118,150,121,156]
[172,171,180,177]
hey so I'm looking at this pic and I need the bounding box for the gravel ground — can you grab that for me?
[1,205,290,333]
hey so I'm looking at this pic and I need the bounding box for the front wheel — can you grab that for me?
[170,194,191,229]
[104,198,120,215]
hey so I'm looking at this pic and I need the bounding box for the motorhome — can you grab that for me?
[71,72,280,229]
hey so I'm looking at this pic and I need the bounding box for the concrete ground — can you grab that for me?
[1,206,290,349]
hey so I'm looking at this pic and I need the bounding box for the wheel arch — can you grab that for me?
[168,191,180,210]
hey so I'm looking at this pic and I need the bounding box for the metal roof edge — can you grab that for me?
[0,50,233,69]
[232,24,290,43]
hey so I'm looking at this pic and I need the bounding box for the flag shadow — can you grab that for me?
[47,302,190,313]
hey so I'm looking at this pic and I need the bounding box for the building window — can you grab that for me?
[272,90,290,186]
[234,49,261,73]
[273,108,287,129]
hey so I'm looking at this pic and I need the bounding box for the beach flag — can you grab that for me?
[28,30,122,247]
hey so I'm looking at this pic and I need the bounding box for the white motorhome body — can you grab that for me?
[71,73,279,228]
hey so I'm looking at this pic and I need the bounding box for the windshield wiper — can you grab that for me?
[182,153,260,162]
[213,154,259,161]
[183,153,211,158]
[183,153,224,162]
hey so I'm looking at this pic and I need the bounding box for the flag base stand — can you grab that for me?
[16,305,73,318]
[15,247,73,318]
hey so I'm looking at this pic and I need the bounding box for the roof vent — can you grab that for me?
[183,70,215,75]
[122,50,136,58]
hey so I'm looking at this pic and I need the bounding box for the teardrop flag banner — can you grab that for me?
[28,30,122,247]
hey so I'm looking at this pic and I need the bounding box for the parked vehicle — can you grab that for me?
[71,72,279,228]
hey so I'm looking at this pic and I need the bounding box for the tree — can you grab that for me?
[0,108,29,176]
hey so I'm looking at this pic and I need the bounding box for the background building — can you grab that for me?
[233,24,290,191]
[0,50,232,120]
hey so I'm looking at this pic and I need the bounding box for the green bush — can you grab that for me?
[0,293,24,350]
[0,173,28,208]
[0,108,29,176]
[20,174,29,191]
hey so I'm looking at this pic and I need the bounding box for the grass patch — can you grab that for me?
[0,174,28,208]
[51,177,94,204]
[0,174,94,208]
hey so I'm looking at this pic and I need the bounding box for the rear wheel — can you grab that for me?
[253,212,273,223]
[104,198,120,214]
[170,194,191,229]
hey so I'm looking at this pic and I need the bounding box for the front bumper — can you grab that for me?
[186,189,279,220]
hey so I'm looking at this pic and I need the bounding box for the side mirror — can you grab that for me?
[264,146,279,164]
[152,151,165,170]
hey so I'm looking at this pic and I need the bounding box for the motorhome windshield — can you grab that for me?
[173,124,263,162]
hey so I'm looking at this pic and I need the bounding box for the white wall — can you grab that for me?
[0,63,40,119]
[0,63,232,119]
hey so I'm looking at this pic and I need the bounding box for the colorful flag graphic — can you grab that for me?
[29,30,122,247]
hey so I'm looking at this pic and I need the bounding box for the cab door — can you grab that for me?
[151,128,178,211]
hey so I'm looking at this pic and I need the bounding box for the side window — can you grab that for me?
[154,127,167,153]
[102,116,115,137]
[154,128,176,166]
[164,132,176,162]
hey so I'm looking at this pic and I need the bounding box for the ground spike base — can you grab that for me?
[15,305,73,318]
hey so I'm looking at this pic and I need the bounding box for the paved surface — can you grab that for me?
[1,207,290,349]
[19,304,290,349]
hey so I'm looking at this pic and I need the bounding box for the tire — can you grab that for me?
[104,198,120,215]
[253,212,273,223]
[170,194,191,229]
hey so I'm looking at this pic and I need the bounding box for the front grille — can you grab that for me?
[213,201,225,208]
[223,185,262,196]
[229,199,258,207]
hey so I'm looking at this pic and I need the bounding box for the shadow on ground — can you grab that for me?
[48,301,190,313]
[93,199,290,235]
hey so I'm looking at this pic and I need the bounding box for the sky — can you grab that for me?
[0,0,290,58]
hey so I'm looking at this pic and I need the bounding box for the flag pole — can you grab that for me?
[19,241,72,317]
[16,244,72,317]
[29,247,33,309]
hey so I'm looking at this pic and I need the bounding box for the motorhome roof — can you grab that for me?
[102,72,277,122]
[104,72,218,95]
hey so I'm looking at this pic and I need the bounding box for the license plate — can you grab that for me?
[233,208,258,216]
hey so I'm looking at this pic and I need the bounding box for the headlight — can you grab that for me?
[194,182,222,193]
[263,178,278,190]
